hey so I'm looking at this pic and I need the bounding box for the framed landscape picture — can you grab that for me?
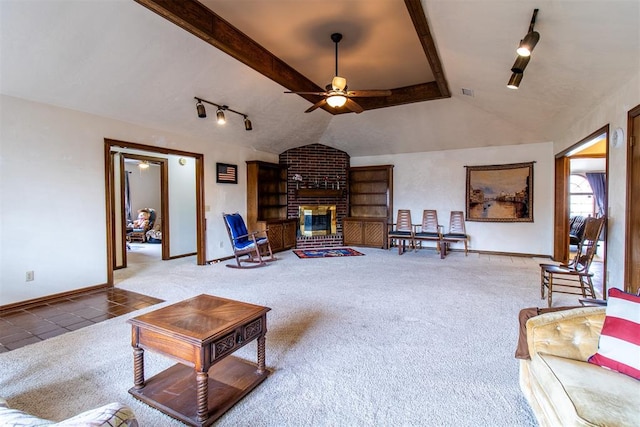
[216,163,238,184]
[466,162,534,222]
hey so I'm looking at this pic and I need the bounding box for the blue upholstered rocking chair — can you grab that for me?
[222,212,276,268]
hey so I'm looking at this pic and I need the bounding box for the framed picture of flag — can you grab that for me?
[216,163,238,184]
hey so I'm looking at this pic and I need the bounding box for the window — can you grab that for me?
[569,174,594,217]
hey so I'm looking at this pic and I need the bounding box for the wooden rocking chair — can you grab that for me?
[540,216,605,307]
[222,212,276,268]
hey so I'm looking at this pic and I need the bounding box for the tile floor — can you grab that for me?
[0,288,163,353]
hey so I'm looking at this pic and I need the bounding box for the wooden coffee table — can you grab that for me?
[127,294,271,426]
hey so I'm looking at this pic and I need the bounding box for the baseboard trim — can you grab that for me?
[207,255,235,264]
[167,252,197,260]
[0,283,111,314]
[468,249,552,258]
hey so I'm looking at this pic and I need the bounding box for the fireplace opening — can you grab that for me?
[298,205,337,236]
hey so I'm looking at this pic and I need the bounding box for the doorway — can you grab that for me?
[104,139,206,286]
[122,153,167,267]
[625,105,640,294]
[553,126,608,296]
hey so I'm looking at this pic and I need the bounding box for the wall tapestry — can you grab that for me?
[465,161,534,222]
[216,163,238,184]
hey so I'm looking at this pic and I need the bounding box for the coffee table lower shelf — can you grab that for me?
[129,356,269,427]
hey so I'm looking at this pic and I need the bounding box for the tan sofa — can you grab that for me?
[519,306,639,426]
[0,397,138,426]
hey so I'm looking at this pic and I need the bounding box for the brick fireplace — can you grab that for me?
[280,144,349,248]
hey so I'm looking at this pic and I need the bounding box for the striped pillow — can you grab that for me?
[588,288,640,380]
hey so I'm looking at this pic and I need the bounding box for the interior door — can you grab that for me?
[626,106,640,294]
[553,156,570,262]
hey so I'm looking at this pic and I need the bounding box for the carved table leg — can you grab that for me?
[196,371,209,422]
[133,346,145,389]
[257,335,266,374]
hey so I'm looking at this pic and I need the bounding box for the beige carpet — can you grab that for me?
[1,247,579,426]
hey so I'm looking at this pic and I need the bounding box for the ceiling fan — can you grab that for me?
[285,33,392,114]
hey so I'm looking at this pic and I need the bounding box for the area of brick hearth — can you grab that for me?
[280,144,350,248]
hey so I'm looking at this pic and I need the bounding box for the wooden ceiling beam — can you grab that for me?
[133,0,450,114]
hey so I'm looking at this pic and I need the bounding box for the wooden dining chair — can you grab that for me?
[540,216,605,307]
[388,209,414,255]
[441,211,469,257]
[414,209,443,253]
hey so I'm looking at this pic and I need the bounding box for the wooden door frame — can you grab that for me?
[553,125,609,292]
[625,105,640,293]
[120,153,169,266]
[104,139,206,286]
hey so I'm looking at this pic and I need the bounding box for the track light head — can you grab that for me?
[507,72,523,89]
[196,100,206,118]
[511,55,530,74]
[516,31,540,57]
[244,116,253,131]
[216,108,226,124]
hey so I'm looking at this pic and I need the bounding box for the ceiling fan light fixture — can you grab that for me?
[507,72,523,89]
[332,76,347,91]
[326,94,347,108]
[196,100,207,118]
[216,108,226,124]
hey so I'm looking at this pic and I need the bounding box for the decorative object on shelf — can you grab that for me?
[194,97,252,131]
[465,162,534,222]
[507,9,540,89]
[336,175,341,190]
[292,173,303,189]
[216,163,238,184]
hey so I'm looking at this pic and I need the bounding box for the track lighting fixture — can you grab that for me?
[507,73,523,90]
[511,55,530,74]
[216,108,226,125]
[196,100,206,118]
[194,97,253,131]
[507,9,540,89]
[516,9,540,57]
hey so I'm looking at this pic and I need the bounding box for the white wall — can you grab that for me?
[168,154,197,255]
[551,73,640,291]
[0,95,276,305]
[352,142,555,255]
[125,162,161,221]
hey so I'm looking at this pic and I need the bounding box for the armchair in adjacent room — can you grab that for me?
[127,208,155,243]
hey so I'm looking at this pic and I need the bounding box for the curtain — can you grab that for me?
[124,171,132,222]
[586,172,606,217]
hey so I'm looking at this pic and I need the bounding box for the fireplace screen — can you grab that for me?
[298,205,337,236]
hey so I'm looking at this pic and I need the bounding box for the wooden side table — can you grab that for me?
[127,294,271,426]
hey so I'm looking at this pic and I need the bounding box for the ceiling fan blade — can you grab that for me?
[346,89,392,97]
[344,98,364,114]
[285,91,328,96]
[305,98,328,113]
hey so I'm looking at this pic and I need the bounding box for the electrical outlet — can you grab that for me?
[26,271,34,282]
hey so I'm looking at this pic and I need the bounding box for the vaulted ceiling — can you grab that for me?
[1,1,638,156]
